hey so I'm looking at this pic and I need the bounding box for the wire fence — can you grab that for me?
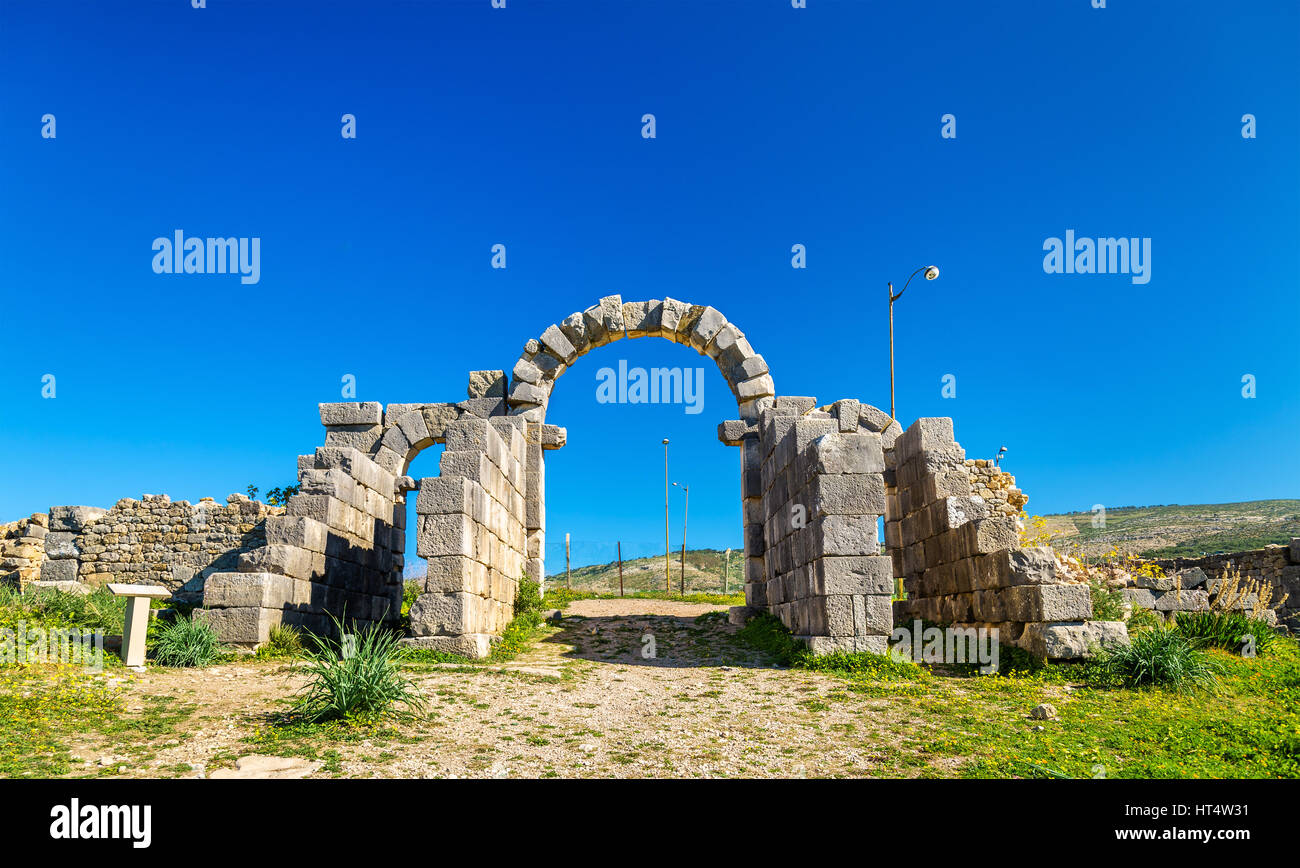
[544,537,742,597]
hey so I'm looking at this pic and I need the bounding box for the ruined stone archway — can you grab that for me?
[198,294,1112,663]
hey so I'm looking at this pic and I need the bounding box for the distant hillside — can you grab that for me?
[1038,500,1300,559]
[404,547,741,595]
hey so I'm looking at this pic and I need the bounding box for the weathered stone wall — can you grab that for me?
[888,418,1123,659]
[406,416,528,657]
[39,496,276,601]
[198,444,406,646]
[0,513,48,588]
[964,459,1028,518]
[11,497,275,601]
[753,405,894,654]
[1143,542,1299,628]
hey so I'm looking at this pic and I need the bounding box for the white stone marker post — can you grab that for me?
[108,584,170,668]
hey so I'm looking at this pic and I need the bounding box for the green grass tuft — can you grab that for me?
[151,616,223,667]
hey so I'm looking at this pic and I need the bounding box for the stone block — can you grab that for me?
[399,634,493,659]
[540,324,579,364]
[265,515,329,554]
[467,370,508,399]
[582,294,626,347]
[48,506,108,533]
[1019,621,1129,661]
[43,531,78,558]
[319,402,383,426]
[1152,589,1210,612]
[809,556,894,595]
[203,572,296,609]
[806,474,886,516]
[39,559,79,583]
[1003,584,1092,622]
[807,515,880,557]
[808,432,885,475]
[194,605,281,646]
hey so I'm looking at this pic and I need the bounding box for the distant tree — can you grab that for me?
[264,484,301,506]
[246,484,260,500]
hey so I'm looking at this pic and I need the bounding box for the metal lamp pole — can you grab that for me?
[662,439,671,592]
[673,482,688,596]
[888,265,940,420]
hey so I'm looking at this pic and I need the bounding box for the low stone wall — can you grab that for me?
[4,496,278,601]
[0,513,48,588]
[1143,542,1299,628]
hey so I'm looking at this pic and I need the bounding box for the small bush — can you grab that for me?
[1086,626,1219,692]
[1126,606,1163,633]
[290,617,425,723]
[152,616,223,667]
[401,580,420,617]
[514,575,544,626]
[1175,611,1276,655]
[256,623,304,660]
[1089,576,1126,621]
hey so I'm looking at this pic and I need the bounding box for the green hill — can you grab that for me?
[1038,499,1300,559]
[558,547,741,595]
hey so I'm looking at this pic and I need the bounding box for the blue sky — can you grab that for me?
[1,0,1297,572]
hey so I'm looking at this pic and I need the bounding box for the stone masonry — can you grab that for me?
[1,296,1154,661]
[406,417,528,657]
[0,513,49,588]
[887,418,1124,659]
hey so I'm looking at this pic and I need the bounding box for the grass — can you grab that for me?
[1174,611,1277,655]
[0,584,126,634]
[151,616,224,667]
[1085,626,1220,692]
[287,616,426,724]
[736,611,1299,777]
[255,623,304,661]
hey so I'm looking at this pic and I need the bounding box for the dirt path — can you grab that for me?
[69,608,928,779]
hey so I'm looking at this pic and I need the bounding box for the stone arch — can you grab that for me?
[503,295,777,423]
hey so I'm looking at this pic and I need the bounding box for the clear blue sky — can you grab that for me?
[1,0,1297,572]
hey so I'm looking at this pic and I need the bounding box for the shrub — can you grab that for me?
[290,617,425,723]
[1086,626,1219,692]
[1209,567,1288,619]
[152,616,223,667]
[256,623,304,660]
[1089,575,1126,621]
[1125,605,1163,632]
[513,575,544,626]
[1175,611,1276,655]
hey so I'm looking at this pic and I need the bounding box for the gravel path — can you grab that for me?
[69,605,928,779]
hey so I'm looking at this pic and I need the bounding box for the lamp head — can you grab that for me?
[924,266,940,280]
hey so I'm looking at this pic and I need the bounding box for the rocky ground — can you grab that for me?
[61,598,936,779]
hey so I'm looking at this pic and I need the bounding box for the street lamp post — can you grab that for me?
[662,439,671,593]
[888,265,940,420]
[673,482,689,596]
